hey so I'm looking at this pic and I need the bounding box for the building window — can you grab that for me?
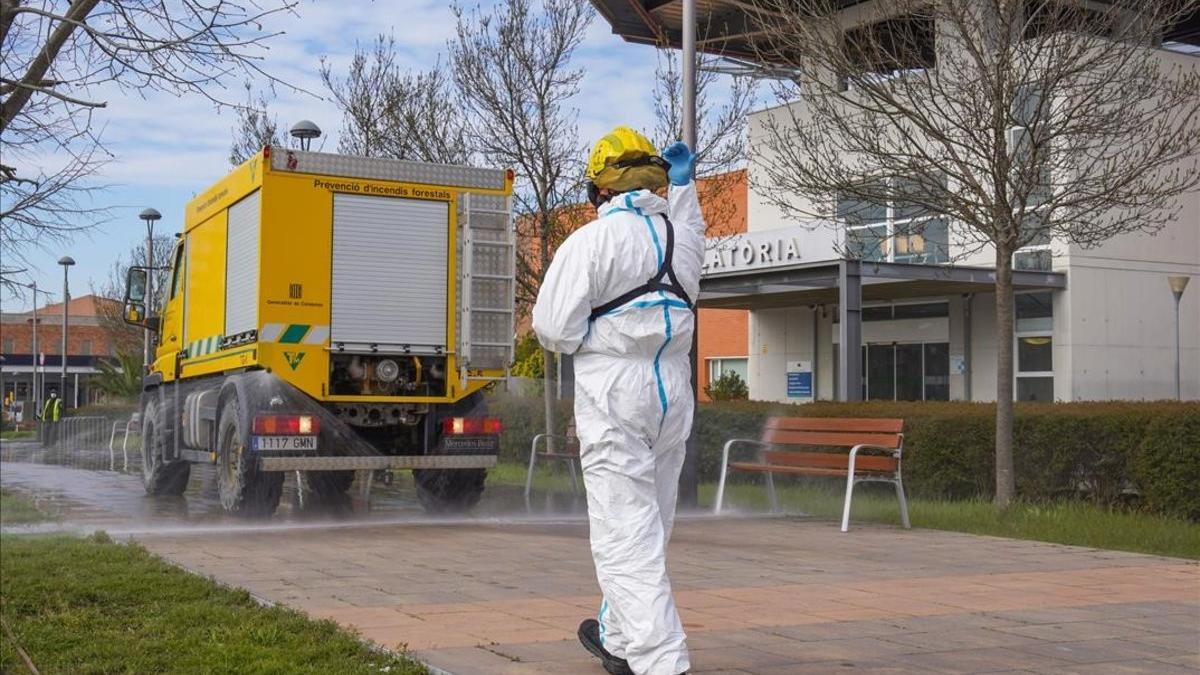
[840,179,949,265]
[837,301,949,323]
[708,357,749,386]
[1,338,13,354]
[1010,83,1054,272]
[833,342,949,401]
[168,243,185,299]
[79,340,92,356]
[1015,291,1054,401]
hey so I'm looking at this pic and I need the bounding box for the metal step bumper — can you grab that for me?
[258,454,498,472]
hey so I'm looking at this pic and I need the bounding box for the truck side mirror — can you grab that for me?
[125,267,149,303]
[122,301,159,331]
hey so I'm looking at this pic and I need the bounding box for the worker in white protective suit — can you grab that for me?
[532,126,703,675]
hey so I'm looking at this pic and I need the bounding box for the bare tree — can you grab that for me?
[653,49,757,237]
[230,82,284,166]
[1,0,298,292]
[450,0,592,438]
[321,35,470,165]
[746,0,1200,505]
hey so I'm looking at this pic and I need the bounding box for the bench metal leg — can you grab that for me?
[895,476,911,529]
[765,472,780,513]
[566,457,580,497]
[714,464,729,514]
[524,441,541,509]
[841,474,857,532]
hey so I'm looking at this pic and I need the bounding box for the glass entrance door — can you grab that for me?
[895,344,924,400]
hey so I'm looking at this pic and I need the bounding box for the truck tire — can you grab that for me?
[414,468,486,513]
[216,397,282,517]
[141,400,190,496]
[295,471,355,511]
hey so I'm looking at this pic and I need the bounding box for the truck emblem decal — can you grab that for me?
[283,351,305,370]
[289,283,302,299]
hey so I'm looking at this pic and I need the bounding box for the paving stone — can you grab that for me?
[1016,637,1188,664]
[8,465,1192,675]
[887,646,1073,673]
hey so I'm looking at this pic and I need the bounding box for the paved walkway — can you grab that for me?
[133,517,1200,674]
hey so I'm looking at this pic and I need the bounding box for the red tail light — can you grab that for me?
[253,414,319,435]
[442,417,503,435]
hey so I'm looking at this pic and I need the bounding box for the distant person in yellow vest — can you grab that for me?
[41,390,62,445]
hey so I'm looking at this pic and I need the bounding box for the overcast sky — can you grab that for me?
[4,0,693,312]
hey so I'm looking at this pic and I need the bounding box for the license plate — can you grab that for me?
[442,435,499,454]
[252,435,318,451]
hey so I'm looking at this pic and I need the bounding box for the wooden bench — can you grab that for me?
[714,417,910,532]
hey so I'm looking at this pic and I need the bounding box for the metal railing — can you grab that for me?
[108,415,140,472]
[27,416,141,473]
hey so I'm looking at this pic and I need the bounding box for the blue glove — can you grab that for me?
[661,141,695,186]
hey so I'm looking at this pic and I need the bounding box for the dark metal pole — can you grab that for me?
[1175,293,1182,401]
[680,0,700,508]
[59,260,73,407]
[30,282,39,414]
[145,221,154,369]
[838,260,863,401]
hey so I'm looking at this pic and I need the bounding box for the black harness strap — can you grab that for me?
[588,213,693,322]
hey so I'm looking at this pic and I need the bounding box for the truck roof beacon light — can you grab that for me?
[290,120,322,151]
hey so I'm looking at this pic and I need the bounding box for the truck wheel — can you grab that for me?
[413,468,486,513]
[216,397,282,517]
[295,471,355,511]
[141,400,190,496]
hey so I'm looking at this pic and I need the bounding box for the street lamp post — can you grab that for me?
[31,281,40,412]
[1168,275,1191,400]
[58,257,75,407]
[139,208,162,371]
[11,280,52,414]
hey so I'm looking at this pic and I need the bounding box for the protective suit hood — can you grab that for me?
[597,188,667,217]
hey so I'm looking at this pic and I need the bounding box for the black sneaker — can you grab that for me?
[578,618,634,675]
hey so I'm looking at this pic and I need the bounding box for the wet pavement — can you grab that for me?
[3,440,1199,675]
[0,439,585,531]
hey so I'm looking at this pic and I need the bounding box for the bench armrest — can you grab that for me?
[848,438,904,476]
[721,438,770,466]
[531,433,580,454]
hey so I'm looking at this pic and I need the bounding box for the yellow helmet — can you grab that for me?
[586,126,668,192]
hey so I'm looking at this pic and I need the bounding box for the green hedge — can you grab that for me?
[489,392,1200,520]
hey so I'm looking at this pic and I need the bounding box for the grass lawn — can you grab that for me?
[0,532,426,674]
[0,431,35,440]
[493,462,1200,560]
[0,489,53,526]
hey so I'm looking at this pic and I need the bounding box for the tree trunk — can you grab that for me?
[0,0,100,133]
[993,246,1016,507]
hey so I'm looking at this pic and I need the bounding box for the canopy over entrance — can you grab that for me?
[698,258,1066,400]
[700,258,1066,310]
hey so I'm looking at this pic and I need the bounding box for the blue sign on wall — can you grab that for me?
[787,371,813,398]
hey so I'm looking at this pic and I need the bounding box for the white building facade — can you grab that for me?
[699,59,1199,405]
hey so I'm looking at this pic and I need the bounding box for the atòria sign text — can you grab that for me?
[703,224,822,275]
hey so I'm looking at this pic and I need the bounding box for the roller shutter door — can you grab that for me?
[225,190,260,336]
[331,194,448,351]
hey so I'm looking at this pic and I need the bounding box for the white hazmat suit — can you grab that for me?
[533,182,705,675]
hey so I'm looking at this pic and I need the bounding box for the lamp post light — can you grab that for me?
[1168,275,1191,400]
[58,256,75,407]
[139,208,162,371]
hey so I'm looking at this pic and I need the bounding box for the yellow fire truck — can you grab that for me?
[123,147,515,515]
